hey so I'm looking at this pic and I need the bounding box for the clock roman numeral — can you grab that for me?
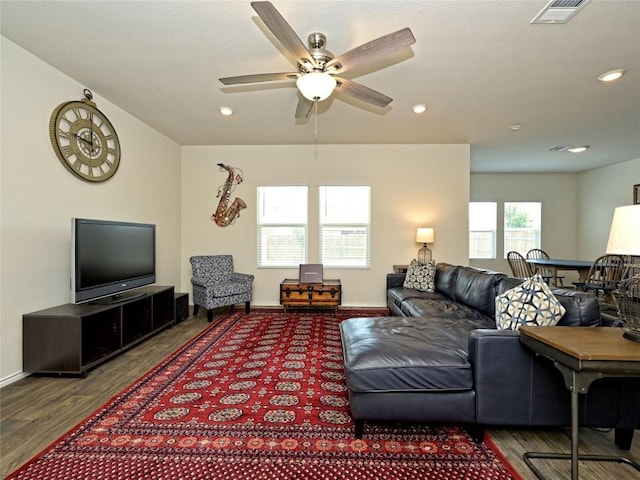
[71,107,85,121]
[61,145,74,157]
[57,129,71,140]
[72,158,84,171]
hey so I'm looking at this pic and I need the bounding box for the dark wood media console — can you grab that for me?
[23,285,175,376]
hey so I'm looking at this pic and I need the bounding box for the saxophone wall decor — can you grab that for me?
[212,163,247,227]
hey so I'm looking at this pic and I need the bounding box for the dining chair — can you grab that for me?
[572,254,626,311]
[507,251,534,279]
[526,248,564,286]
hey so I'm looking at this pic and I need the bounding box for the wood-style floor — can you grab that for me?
[1,309,638,480]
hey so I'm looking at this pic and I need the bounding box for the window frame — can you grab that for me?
[318,185,371,269]
[503,201,542,258]
[256,185,308,268]
[469,202,497,259]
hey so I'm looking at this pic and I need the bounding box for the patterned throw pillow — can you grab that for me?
[495,274,566,331]
[403,259,436,292]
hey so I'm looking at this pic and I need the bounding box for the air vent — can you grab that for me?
[531,0,590,24]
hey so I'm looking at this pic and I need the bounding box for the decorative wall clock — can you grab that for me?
[49,89,121,182]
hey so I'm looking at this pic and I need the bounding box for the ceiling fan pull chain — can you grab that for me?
[314,99,319,143]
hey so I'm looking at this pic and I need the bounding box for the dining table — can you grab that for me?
[526,258,592,285]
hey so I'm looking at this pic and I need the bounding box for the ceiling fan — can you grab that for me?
[219,1,416,119]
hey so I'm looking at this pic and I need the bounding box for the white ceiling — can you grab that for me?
[1,0,639,173]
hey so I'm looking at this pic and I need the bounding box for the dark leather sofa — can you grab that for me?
[340,263,640,447]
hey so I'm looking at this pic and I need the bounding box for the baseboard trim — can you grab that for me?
[250,302,387,308]
[0,371,29,389]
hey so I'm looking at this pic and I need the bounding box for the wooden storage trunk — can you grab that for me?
[280,279,341,312]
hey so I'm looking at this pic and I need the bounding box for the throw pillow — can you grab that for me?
[403,259,436,292]
[495,273,566,331]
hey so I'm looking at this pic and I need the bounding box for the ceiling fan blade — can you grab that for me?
[251,1,315,68]
[219,72,298,85]
[334,77,392,108]
[295,96,313,119]
[326,27,416,74]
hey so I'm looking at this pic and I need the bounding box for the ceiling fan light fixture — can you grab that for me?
[598,68,625,82]
[567,145,590,153]
[296,72,337,101]
[412,104,427,114]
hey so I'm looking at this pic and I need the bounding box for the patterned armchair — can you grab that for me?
[190,255,254,322]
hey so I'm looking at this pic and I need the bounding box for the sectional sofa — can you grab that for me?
[340,263,640,447]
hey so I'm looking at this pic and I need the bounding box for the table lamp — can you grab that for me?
[605,204,640,342]
[416,227,434,263]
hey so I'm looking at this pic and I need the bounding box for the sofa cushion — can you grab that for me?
[435,263,459,300]
[552,288,602,327]
[400,296,493,322]
[387,287,433,308]
[403,259,436,292]
[495,274,566,330]
[497,276,524,296]
[341,316,492,393]
[453,267,505,318]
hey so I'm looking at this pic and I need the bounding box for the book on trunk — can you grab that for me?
[299,264,323,284]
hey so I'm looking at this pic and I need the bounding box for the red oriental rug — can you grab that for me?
[8,308,521,480]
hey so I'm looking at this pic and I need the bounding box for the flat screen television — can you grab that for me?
[72,218,156,304]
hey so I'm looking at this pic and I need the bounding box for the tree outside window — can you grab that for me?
[504,202,541,257]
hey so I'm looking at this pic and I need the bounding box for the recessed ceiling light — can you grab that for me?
[510,123,522,131]
[567,145,590,153]
[219,106,234,116]
[412,104,427,114]
[598,69,625,82]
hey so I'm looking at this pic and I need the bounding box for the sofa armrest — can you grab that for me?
[468,329,571,426]
[387,273,406,290]
[469,328,640,434]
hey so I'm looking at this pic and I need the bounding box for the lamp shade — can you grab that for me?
[416,227,434,244]
[606,205,640,255]
[296,72,337,101]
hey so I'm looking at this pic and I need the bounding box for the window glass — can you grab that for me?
[504,202,541,257]
[469,202,497,259]
[319,186,370,268]
[257,186,307,267]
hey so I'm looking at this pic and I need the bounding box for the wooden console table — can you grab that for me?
[279,279,341,313]
[519,326,640,480]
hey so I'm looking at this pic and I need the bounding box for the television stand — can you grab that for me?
[23,286,175,376]
[93,291,148,305]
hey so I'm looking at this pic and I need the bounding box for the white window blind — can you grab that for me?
[257,186,307,267]
[469,202,497,259]
[319,186,370,268]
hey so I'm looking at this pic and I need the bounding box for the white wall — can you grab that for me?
[470,173,579,276]
[181,144,471,307]
[577,157,640,258]
[0,38,182,384]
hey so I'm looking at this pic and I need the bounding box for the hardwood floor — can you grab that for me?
[1,309,638,479]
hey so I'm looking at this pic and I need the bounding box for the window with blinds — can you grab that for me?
[319,186,370,268]
[504,202,541,258]
[469,202,497,259]
[257,186,307,267]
